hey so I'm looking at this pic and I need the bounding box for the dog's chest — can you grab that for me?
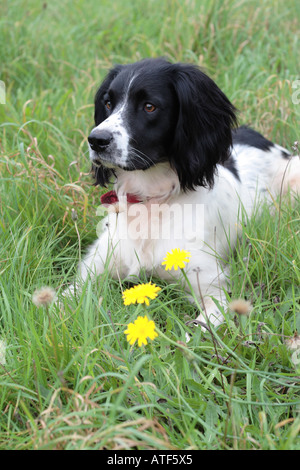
[106,202,185,274]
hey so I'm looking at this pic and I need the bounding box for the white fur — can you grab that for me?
[89,107,129,167]
[64,143,300,327]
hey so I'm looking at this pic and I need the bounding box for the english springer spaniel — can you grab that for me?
[66,58,300,327]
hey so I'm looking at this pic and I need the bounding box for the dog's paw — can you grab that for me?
[56,283,81,311]
[195,298,225,328]
[60,283,78,298]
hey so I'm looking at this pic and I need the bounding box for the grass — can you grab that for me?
[0,0,300,450]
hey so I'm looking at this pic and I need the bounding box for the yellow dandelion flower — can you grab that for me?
[122,282,161,306]
[162,248,191,271]
[122,286,139,306]
[124,315,158,347]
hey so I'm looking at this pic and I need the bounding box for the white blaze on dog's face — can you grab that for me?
[88,76,135,169]
[89,104,130,169]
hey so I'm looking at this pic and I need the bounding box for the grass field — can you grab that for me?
[0,0,300,450]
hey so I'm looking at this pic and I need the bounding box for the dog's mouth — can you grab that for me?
[90,149,154,172]
[90,157,102,167]
[92,156,118,169]
[91,154,137,172]
[89,146,119,169]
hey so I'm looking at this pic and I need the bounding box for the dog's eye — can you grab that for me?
[144,103,156,113]
[105,100,111,110]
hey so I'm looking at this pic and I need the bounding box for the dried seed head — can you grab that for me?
[32,286,57,307]
[229,298,252,316]
[285,332,300,351]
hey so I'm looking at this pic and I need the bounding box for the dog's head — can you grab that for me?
[88,58,237,190]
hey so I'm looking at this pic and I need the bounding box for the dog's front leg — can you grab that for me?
[186,260,228,328]
[61,219,118,299]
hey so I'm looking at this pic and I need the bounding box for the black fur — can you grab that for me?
[168,62,237,190]
[91,59,237,191]
[232,125,275,152]
[223,156,240,181]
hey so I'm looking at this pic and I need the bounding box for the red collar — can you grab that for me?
[100,190,141,206]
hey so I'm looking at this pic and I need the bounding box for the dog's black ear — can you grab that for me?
[170,63,237,191]
[91,65,124,186]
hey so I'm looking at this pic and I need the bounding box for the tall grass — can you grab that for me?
[0,0,299,450]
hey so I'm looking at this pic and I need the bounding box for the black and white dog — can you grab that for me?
[67,58,300,326]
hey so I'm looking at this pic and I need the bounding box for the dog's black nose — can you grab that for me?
[88,129,113,151]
